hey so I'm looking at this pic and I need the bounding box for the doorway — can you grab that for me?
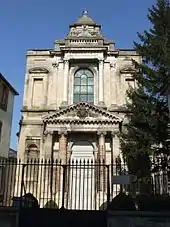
[68,141,95,210]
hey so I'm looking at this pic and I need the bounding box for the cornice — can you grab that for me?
[29,67,50,74]
[120,69,136,74]
[21,120,43,125]
[69,23,101,28]
[21,107,58,112]
[50,50,62,56]
[46,119,119,124]
[60,47,107,52]
[107,50,119,56]
[26,50,51,57]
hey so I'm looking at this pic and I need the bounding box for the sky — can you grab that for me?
[0,0,156,150]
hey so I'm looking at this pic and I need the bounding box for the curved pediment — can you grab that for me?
[43,102,122,124]
[29,67,49,74]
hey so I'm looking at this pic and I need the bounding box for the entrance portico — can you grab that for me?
[42,102,122,165]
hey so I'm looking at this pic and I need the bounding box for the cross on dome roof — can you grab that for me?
[76,10,96,25]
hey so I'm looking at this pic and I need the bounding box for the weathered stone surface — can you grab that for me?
[17,12,141,200]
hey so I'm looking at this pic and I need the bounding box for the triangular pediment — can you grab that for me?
[43,102,122,124]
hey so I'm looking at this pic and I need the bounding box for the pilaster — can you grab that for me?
[51,57,59,107]
[97,131,107,161]
[58,131,68,164]
[98,59,105,107]
[111,130,120,161]
[61,59,69,107]
[42,130,54,160]
[110,58,117,106]
[111,129,121,197]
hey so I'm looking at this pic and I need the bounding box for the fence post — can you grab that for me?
[107,165,110,208]
[61,165,67,208]
[20,164,26,208]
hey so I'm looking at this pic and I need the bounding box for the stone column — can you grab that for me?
[62,59,69,106]
[42,130,54,160]
[44,73,49,107]
[98,59,105,106]
[58,131,68,164]
[39,130,54,206]
[111,130,120,163]
[110,58,117,106]
[97,131,107,161]
[111,130,121,197]
[58,131,68,206]
[97,131,107,193]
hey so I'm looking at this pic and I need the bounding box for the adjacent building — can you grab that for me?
[0,73,18,158]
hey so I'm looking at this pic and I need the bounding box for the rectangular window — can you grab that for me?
[0,121,2,143]
[32,78,43,107]
[0,81,9,111]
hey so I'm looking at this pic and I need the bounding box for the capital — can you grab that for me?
[44,130,53,136]
[110,62,116,68]
[111,129,119,137]
[97,131,107,136]
[64,59,69,64]
[58,130,68,136]
[110,59,116,68]
[52,56,59,68]
[98,59,104,64]
[52,62,59,68]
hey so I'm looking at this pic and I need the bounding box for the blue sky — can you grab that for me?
[0,0,156,150]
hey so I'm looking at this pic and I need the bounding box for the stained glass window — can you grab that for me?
[73,69,94,103]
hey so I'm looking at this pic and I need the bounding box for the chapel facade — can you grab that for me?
[17,10,141,171]
[16,11,142,209]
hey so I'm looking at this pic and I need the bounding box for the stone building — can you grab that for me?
[18,10,141,162]
[0,73,18,158]
[16,11,141,209]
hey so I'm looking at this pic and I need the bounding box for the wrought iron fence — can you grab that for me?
[0,158,170,210]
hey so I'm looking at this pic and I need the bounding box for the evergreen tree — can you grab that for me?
[120,0,170,180]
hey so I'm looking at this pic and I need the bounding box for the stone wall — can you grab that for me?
[107,211,170,227]
[18,13,142,161]
[23,51,140,111]
[0,208,18,227]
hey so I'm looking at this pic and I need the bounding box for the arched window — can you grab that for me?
[73,69,94,103]
[26,144,39,160]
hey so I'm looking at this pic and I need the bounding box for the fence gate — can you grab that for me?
[65,159,95,210]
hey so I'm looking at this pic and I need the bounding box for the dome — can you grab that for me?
[76,10,96,25]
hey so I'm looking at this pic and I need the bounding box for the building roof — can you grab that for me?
[0,73,19,95]
[9,148,17,158]
[76,10,96,25]
[70,10,100,27]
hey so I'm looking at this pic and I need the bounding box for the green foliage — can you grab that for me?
[120,0,170,175]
